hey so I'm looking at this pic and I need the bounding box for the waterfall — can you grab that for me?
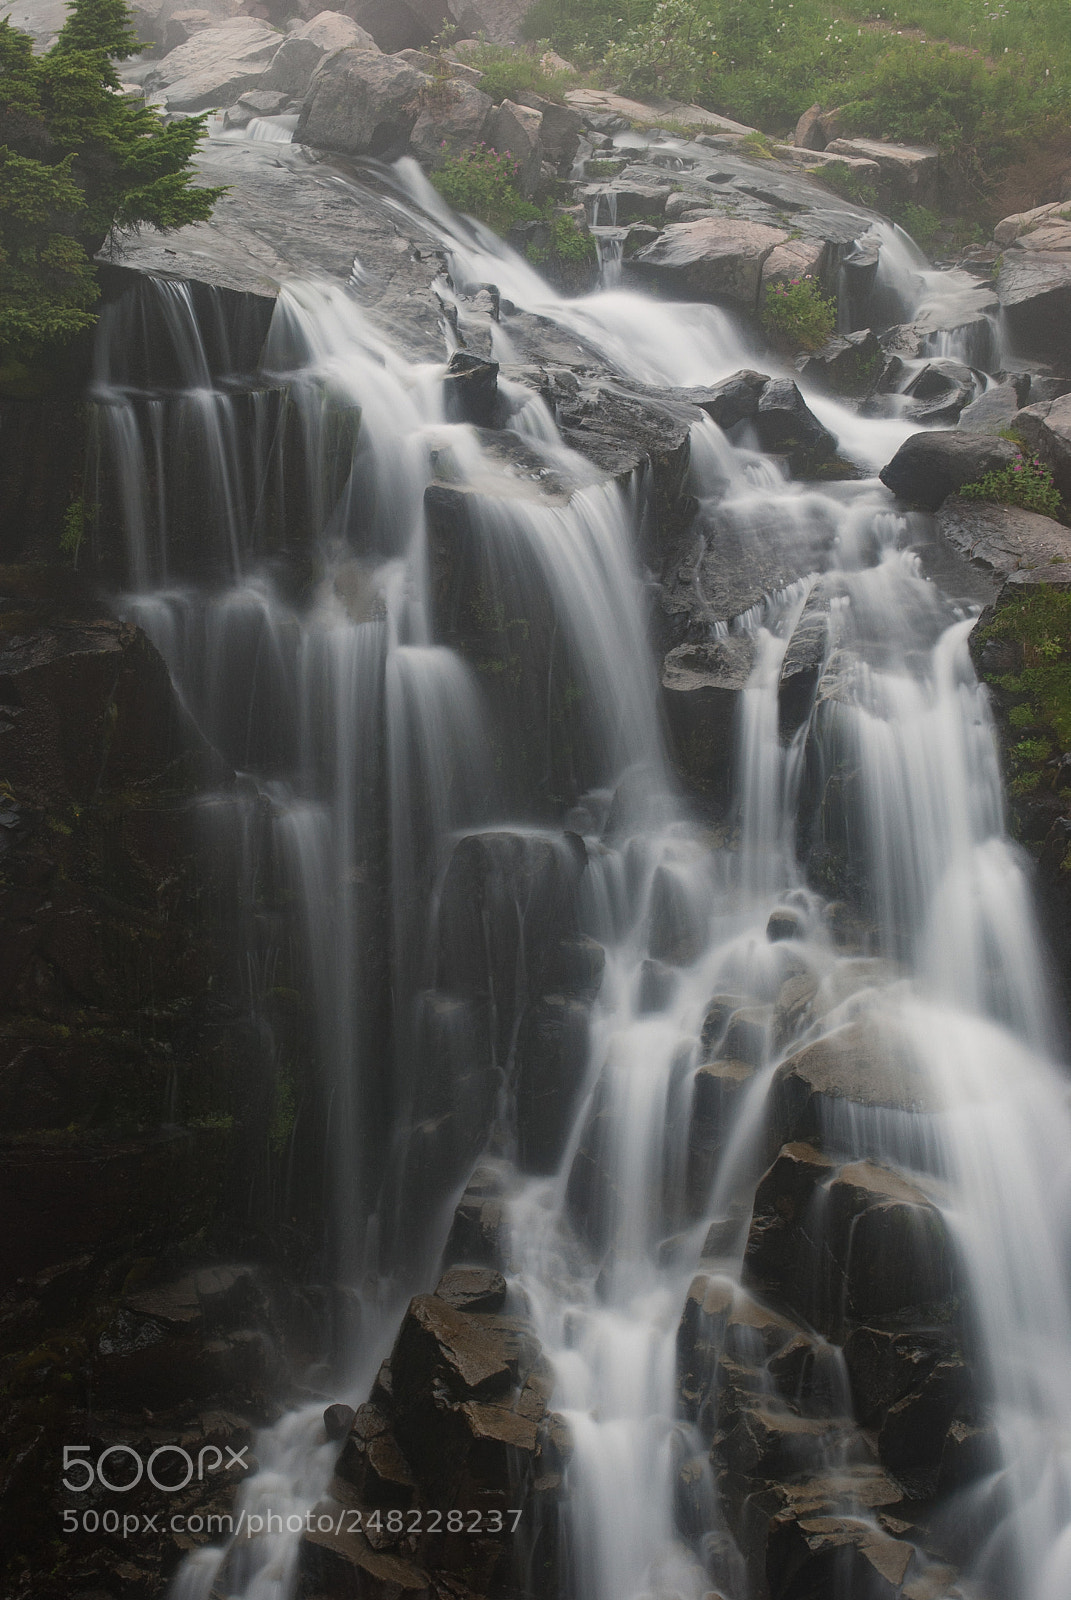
[87,142,1071,1600]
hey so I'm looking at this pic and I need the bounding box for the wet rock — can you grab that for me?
[997,250,1071,363]
[661,636,755,805]
[771,1017,940,1153]
[898,358,979,423]
[580,182,670,224]
[515,994,591,1174]
[720,1005,774,1067]
[260,11,375,97]
[433,1266,508,1313]
[545,933,605,1000]
[879,431,1020,510]
[843,1325,955,1426]
[687,1059,756,1210]
[324,1401,357,1440]
[877,1359,967,1497]
[936,496,1071,590]
[630,217,790,308]
[778,591,828,737]
[767,907,803,941]
[444,1185,506,1268]
[774,971,819,1047]
[796,328,883,399]
[762,235,833,291]
[824,136,938,206]
[766,1514,917,1600]
[163,8,213,52]
[144,17,282,111]
[699,993,748,1058]
[1012,392,1071,501]
[674,369,769,431]
[411,76,495,168]
[647,861,708,966]
[751,379,839,477]
[301,1526,430,1595]
[442,351,501,426]
[296,48,429,159]
[638,957,676,1013]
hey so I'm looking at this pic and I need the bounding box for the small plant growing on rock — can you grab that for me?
[465,40,576,104]
[978,585,1071,796]
[741,130,776,160]
[602,0,718,102]
[430,145,541,231]
[958,456,1063,519]
[813,161,878,209]
[761,275,836,353]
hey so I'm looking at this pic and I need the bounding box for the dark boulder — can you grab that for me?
[751,379,839,476]
[443,351,502,427]
[1012,392,1071,502]
[879,431,1020,510]
[796,329,883,399]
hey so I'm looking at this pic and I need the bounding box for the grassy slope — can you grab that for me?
[524,0,1071,217]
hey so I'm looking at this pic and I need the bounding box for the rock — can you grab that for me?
[997,250,1071,362]
[647,862,708,966]
[344,0,448,53]
[515,994,591,1173]
[324,1401,357,1439]
[163,8,213,52]
[409,76,495,167]
[442,351,501,426]
[433,1265,507,1312]
[793,103,827,151]
[260,10,375,97]
[451,0,534,44]
[515,93,582,170]
[770,1017,940,1154]
[824,136,938,205]
[145,17,283,112]
[761,234,832,291]
[994,199,1071,248]
[580,182,670,224]
[486,98,544,196]
[630,217,789,308]
[956,379,1030,434]
[750,379,838,477]
[767,1515,917,1600]
[1012,393,1071,501]
[296,47,429,159]
[936,496,1071,590]
[879,431,1020,510]
[797,329,883,398]
[391,1294,515,1401]
[876,1359,966,1497]
[672,369,769,431]
[661,636,755,804]
[778,589,828,737]
[843,1325,955,1426]
[767,907,803,941]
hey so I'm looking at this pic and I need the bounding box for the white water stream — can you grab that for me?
[89,134,1071,1600]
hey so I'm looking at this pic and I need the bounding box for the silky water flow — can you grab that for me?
[86,137,1071,1600]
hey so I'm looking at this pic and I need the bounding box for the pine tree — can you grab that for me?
[0,0,225,372]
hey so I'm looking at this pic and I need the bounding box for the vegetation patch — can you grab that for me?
[959,456,1064,520]
[430,145,542,231]
[462,40,577,104]
[978,586,1071,798]
[526,215,598,266]
[761,274,836,352]
[0,0,222,376]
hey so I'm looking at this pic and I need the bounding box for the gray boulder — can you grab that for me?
[661,638,754,806]
[343,0,449,53]
[410,77,494,168]
[824,136,938,205]
[1012,393,1071,501]
[260,11,375,98]
[797,329,882,399]
[630,216,789,308]
[163,8,213,52]
[937,496,1071,588]
[145,17,282,112]
[296,47,429,158]
[487,98,544,196]
[998,250,1071,362]
[879,431,1020,510]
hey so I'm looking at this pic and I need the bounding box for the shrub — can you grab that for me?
[430,145,541,231]
[761,275,836,352]
[813,161,878,209]
[602,0,719,102]
[0,0,222,370]
[464,41,576,104]
[958,456,1063,519]
[978,586,1071,797]
[526,215,597,266]
[896,202,942,251]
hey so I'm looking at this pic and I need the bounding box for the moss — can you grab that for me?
[977,584,1071,797]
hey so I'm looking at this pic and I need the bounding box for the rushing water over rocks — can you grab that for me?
[83,141,1071,1600]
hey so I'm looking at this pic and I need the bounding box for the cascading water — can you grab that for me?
[88,129,1071,1600]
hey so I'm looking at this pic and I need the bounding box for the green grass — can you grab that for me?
[523,0,1069,205]
[979,586,1071,797]
[461,41,577,104]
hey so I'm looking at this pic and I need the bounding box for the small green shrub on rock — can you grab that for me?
[813,161,878,209]
[959,456,1063,519]
[761,275,836,353]
[431,145,540,230]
